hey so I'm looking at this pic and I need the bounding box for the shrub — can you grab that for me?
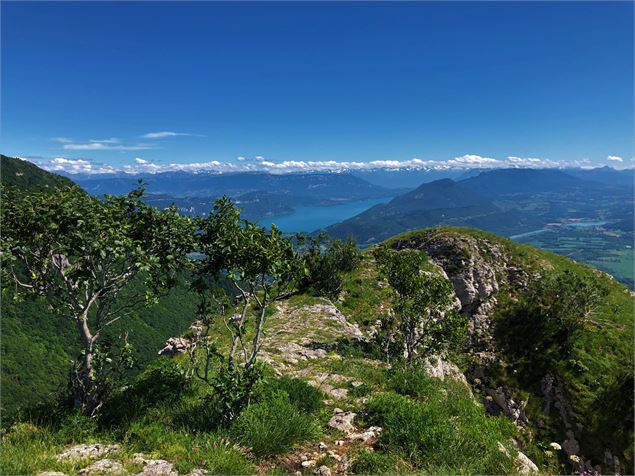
[298,235,361,298]
[230,392,321,457]
[100,357,189,427]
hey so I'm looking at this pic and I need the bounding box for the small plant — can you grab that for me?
[230,392,321,457]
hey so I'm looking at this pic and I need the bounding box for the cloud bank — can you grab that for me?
[25,153,618,176]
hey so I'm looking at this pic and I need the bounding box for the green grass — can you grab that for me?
[230,392,322,457]
[380,226,634,470]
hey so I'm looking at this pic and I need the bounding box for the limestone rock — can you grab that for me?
[56,444,120,461]
[515,451,539,475]
[422,355,468,385]
[158,337,190,357]
[316,465,331,476]
[328,410,357,434]
[78,459,123,475]
[132,454,177,476]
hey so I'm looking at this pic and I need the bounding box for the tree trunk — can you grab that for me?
[248,299,268,367]
[74,313,100,416]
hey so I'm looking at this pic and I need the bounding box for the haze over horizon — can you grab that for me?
[2,1,634,175]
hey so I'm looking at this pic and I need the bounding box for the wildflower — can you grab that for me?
[549,442,562,451]
[485,395,493,401]
[570,455,581,463]
[545,451,553,457]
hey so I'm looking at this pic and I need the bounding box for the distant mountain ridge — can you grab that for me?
[325,168,633,248]
[74,170,399,200]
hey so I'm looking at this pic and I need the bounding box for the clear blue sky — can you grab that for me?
[2,1,633,173]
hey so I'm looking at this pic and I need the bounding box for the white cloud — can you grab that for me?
[63,142,155,151]
[50,137,73,143]
[607,155,623,162]
[33,152,628,175]
[141,131,203,139]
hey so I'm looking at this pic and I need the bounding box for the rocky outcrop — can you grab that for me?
[422,355,468,385]
[56,444,120,461]
[158,337,191,357]
[77,459,123,475]
[390,231,533,355]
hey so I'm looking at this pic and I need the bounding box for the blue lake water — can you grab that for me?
[258,197,392,233]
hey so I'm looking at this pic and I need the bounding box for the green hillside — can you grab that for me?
[1,155,77,192]
[2,224,632,475]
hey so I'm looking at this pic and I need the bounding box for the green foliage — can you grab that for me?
[1,185,196,415]
[298,234,361,298]
[195,197,300,370]
[350,449,408,474]
[258,376,325,414]
[365,390,518,474]
[373,247,466,364]
[124,423,254,474]
[210,364,265,423]
[0,154,77,193]
[497,269,609,362]
[387,367,438,400]
[100,357,190,427]
[230,392,321,457]
[56,411,98,443]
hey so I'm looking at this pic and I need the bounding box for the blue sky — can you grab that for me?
[2,1,633,173]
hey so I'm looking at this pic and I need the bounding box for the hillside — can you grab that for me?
[1,155,77,192]
[2,227,632,475]
[73,171,397,200]
[325,168,634,287]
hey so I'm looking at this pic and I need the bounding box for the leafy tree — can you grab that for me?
[1,186,195,416]
[297,234,361,298]
[192,197,300,419]
[373,248,465,365]
[497,269,609,360]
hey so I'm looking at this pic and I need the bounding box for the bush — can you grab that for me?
[365,391,518,474]
[261,376,325,414]
[299,236,361,298]
[230,392,321,457]
[100,357,189,427]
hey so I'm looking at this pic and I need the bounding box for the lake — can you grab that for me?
[258,197,392,233]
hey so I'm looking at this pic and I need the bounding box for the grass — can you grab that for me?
[230,392,322,457]
[380,226,634,470]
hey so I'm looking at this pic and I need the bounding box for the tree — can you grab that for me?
[497,269,609,360]
[192,197,300,419]
[297,234,361,298]
[1,186,195,416]
[373,248,465,365]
